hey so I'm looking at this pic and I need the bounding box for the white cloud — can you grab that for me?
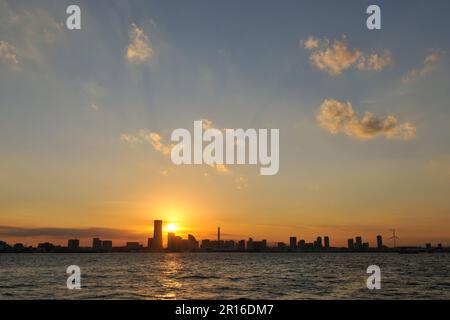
[303,36,393,75]
[126,23,153,63]
[402,51,444,83]
[317,99,416,140]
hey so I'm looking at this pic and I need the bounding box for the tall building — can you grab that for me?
[92,238,102,250]
[347,238,354,250]
[376,235,383,249]
[324,236,330,249]
[246,238,254,251]
[167,232,182,251]
[289,236,297,251]
[147,238,153,249]
[316,236,323,249]
[237,240,245,251]
[218,226,220,241]
[187,234,199,251]
[298,239,306,250]
[151,220,163,251]
[68,239,79,250]
[355,236,362,249]
[102,240,112,251]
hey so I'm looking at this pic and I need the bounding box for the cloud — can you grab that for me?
[120,119,236,175]
[126,23,153,63]
[302,36,320,50]
[402,51,444,83]
[0,226,145,239]
[317,99,416,140]
[303,36,393,75]
[0,40,19,69]
[120,130,172,156]
[0,0,64,68]
[356,50,394,72]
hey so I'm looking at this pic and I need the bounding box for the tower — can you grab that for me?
[376,235,383,249]
[151,220,163,251]
[324,236,330,249]
[218,226,220,242]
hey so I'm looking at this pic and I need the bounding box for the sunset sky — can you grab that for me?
[1,0,450,247]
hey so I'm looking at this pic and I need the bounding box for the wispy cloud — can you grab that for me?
[0,226,146,239]
[0,0,64,68]
[302,36,393,75]
[317,99,416,140]
[402,51,444,83]
[120,119,251,185]
[0,40,19,69]
[126,23,153,63]
[120,130,172,156]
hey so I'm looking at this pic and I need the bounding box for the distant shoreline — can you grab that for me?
[1,249,449,254]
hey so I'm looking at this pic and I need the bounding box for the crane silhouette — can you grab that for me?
[389,229,400,248]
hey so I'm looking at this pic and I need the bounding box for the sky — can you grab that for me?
[1,0,450,247]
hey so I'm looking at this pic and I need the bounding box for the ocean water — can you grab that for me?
[0,252,449,299]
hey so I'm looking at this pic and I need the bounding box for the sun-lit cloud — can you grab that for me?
[317,99,416,140]
[303,36,393,75]
[120,119,244,177]
[120,130,172,156]
[402,51,444,83]
[0,40,19,69]
[126,23,154,63]
[302,36,320,50]
[356,50,394,72]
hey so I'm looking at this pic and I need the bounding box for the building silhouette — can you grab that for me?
[324,236,330,249]
[289,236,297,251]
[101,240,112,251]
[315,236,322,249]
[126,242,141,250]
[147,238,153,249]
[376,235,383,249]
[355,236,362,250]
[151,220,163,251]
[68,239,79,250]
[347,238,354,250]
[92,238,102,250]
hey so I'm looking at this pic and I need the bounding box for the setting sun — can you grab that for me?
[167,223,177,232]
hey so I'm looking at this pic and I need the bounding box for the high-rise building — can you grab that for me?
[187,234,199,251]
[316,236,323,249]
[68,239,79,250]
[237,240,245,251]
[101,240,112,251]
[218,226,220,241]
[355,236,362,249]
[289,237,297,251]
[167,232,182,251]
[376,235,383,249]
[298,239,306,250]
[324,236,330,249]
[151,220,163,251]
[347,238,354,250]
[246,238,254,251]
[147,238,153,249]
[92,238,102,250]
